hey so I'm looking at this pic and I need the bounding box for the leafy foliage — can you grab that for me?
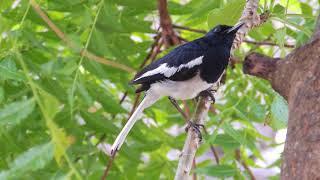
[196,165,237,177]
[0,0,317,179]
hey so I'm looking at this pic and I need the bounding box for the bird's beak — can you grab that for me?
[226,22,244,34]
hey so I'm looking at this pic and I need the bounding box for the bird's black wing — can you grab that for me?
[131,39,207,85]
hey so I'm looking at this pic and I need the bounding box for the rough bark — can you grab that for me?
[243,21,320,179]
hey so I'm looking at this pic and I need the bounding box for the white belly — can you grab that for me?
[149,74,213,100]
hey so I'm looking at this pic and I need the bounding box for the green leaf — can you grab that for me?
[208,0,245,28]
[39,90,61,120]
[0,98,35,126]
[272,17,312,37]
[212,134,240,149]
[272,4,285,17]
[222,123,246,145]
[196,165,237,177]
[0,58,25,81]
[300,3,313,16]
[87,82,126,114]
[46,119,73,165]
[81,111,118,134]
[0,86,4,103]
[274,27,286,49]
[269,94,288,130]
[0,142,54,179]
[37,90,72,165]
[168,1,193,15]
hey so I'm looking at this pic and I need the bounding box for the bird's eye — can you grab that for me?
[214,27,221,33]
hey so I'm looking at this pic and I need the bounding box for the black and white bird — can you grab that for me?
[111,23,243,154]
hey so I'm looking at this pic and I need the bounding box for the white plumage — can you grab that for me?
[135,56,204,81]
[149,72,212,100]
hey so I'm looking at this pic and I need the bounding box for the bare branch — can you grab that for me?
[173,25,206,34]
[139,34,161,68]
[175,0,263,179]
[232,0,261,50]
[175,96,211,180]
[235,149,256,180]
[202,127,220,164]
[244,40,295,48]
[243,53,278,81]
[30,0,135,73]
[158,0,180,47]
[101,151,117,180]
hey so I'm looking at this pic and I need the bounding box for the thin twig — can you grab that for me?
[202,127,220,164]
[29,0,135,73]
[119,92,128,104]
[174,24,294,49]
[139,34,161,68]
[101,151,117,180]
[182,100,190,117]
[169,98,189,120]
[244,40,295,48]
[230,56,242,68]
[158,0,180,47]
[149,38,164,62]
[177,35,189,43]
[235,149,256,180]
[173,25,206,34]
[129,93,141,117]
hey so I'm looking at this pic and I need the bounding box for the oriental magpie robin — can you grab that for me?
[111,23,243,154]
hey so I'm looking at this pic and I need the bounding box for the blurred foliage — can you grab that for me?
[0,0,318,179]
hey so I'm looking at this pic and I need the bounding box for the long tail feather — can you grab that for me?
[111,92,159,154]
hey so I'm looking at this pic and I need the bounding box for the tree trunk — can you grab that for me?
[243,17,320,179]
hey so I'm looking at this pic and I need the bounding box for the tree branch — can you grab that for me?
[244,40,295,48]
[232,0,261,50]
[158,0,180,47]
[173,25,207,34]
[242,39,320,100]
[242,14,320,179]
[235,149,256,180]
[175,96,212,180]
[243,52,289,99]
[174,0,263,179]
[30,0,135,73]
[243,53,278,81]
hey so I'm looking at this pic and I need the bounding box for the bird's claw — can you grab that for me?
[198,89,216,103]
[185,121,204,142]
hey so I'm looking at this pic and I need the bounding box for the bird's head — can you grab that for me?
[205,23,244,48]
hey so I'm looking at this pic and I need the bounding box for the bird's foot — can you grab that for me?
[198,89,216,103]
[185,121,204,142]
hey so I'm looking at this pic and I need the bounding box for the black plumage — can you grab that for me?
[111,23,243,153]
[131,24,241,92]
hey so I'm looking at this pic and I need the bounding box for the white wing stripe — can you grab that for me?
[135,56,203,81]
[177,56,203,71]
